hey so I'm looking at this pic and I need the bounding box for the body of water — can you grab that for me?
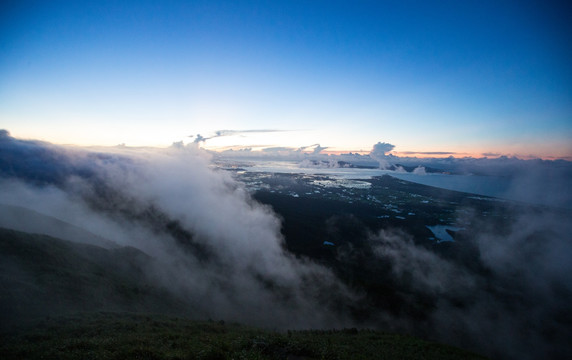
[239,160,512,200]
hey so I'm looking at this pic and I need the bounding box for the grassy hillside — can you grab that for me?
[0,227,489,359]
[0,312,486,360]
[0,228,190,329]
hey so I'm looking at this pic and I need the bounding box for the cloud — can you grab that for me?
[211,138,572,208]
[312,144,328,154]
[190,129,289,144]
[214,129,287,137]
[0,130,358,329]
[398,151,458,155]
[369,141,395,169]
[481,152,501,157]
[261,146,297,153]
[367,210,572,360]
[371,142,395,155]
[190,133,208,143]
[298,159,342,169]
[2,130,572,358]
[291,144,328,155]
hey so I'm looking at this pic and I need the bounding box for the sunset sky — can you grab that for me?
[1,0,571,159]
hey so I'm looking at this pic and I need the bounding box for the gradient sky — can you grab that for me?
[1,0,571,158]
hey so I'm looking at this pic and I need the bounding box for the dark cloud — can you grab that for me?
[190,134,208,143]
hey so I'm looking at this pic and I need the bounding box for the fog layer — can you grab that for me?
[0,130,357,328]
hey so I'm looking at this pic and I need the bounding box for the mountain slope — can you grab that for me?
[0,203,117,248]
[0,228,190,329]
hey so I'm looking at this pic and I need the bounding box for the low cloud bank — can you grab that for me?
[394,156,572,208]
[0,130,357,329]
[368,210,572,360]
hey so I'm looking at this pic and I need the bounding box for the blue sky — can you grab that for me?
[1,0,571,158]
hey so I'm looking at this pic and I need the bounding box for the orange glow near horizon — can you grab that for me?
[5,127,572,161]
[204,145,572,161]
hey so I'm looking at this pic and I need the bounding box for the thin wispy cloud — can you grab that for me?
[214,129,289,137]
[398,151,458,155]
[190,129,290,144]
[261,146,296,153]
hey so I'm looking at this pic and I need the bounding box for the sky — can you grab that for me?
[1,0,571,159]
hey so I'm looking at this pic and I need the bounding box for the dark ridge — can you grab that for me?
[0,203,117,248]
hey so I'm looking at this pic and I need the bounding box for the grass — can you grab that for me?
[0,312,486,360]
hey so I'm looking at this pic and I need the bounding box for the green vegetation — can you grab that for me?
[0,222,488,359]
[1,312,486,360]
[0,228,190,329]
